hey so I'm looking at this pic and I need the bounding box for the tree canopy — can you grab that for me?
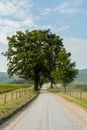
[51,49,78,92]
[3,29,64,90]
[3,29,78,91]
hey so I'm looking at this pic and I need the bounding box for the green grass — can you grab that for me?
[0,86,38,125]
[59,92,87,108]
[0,86,35,106]
[0,84,31,94]
[48,86,67,93]
[48,87,62,93]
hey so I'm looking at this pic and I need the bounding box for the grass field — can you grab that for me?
[67,84,87,92]
[0,84,31,94]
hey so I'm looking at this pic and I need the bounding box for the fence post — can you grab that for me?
[24,90,25,95]
[20,91,21,97]
[16,92,17,98]
[4,94,7,104]
[11,92,13,100]
[21,90,23,96]
[70,91,71,96]
[22,90,23,96]
[76,91,78,98]
[80,92,82,99]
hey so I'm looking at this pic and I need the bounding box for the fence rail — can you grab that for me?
[67,91,87,100]
[0,88,31,106]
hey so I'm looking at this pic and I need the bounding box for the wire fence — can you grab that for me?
[0,88,31,106]
[67,91,87,100]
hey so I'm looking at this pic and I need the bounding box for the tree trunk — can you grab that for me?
[50,82,53,88]
[40,83,42,88]
[34,76,39,91]
[64,85,66,93]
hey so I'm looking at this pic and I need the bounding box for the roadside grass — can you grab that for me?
[0,86,38,125]
[48,87,61,93]
[59,92,87,108]
[0,84,31,94]
[0,87,34,106]
[48,86,87,109]
[48,87,65,93]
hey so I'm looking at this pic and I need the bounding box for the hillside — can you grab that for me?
[0,72,29,84]
[74,69,87,84]
[0,69,87,84]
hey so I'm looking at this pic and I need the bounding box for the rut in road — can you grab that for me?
[0,91,87,130]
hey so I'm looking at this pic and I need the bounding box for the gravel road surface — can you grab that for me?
[0,89,87,130]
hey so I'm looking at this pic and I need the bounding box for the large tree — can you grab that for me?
[3,29,63,90]
[52,49,78,92]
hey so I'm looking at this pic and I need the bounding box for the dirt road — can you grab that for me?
[0,90,87,130]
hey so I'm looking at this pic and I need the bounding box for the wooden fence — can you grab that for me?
[67,91,87,100]
[0,88,31,106]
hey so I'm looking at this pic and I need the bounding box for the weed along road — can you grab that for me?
[0,88,87,130]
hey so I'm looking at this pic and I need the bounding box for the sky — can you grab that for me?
[0,0,87,72]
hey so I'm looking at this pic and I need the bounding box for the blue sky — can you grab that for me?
[0,0,87,72]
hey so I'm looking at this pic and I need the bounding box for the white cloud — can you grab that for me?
[41,8,52,15]
[21,19,35,28]
[0,0,36,45]
[63,38,87,69]
[59,2,81,14]
[0,55,7,72]
[0,33,7,45]
[0,18,35,45]
[0,19,20,44]
[41,7,58,16]
[41,1,81,16]
[0,1,17,16]
[41,8,58,15]
[36,25,54,30]
[0,47,7,72]
[58,25,70,32]
[74,0,83,5]
[0,0,35,22]
[0,0,34,17]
